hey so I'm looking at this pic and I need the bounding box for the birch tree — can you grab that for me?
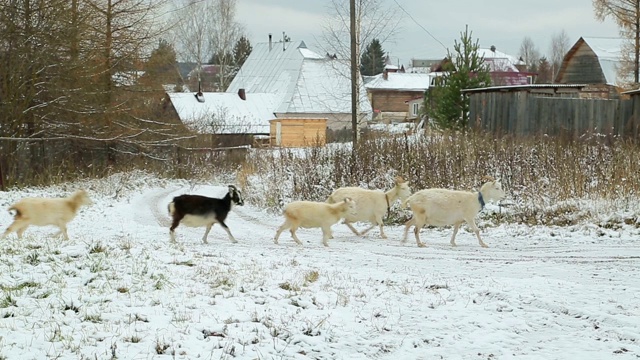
[320,0,402,136]
[549,29,570,82]
[594,0,640,85]
[172,0,243,91]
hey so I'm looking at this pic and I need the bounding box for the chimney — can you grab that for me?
[238,88,246,100]
[269,33,272,51]
[382,69,388,80]
[490,45,496,53]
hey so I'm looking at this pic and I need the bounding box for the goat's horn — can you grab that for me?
[482,175,496,182]
[395,176,405,183]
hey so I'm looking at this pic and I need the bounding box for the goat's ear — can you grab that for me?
[482,175,496,183]
[395,176,405,184]
[228,185,237,192]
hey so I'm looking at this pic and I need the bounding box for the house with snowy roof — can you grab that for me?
[227,37,372,131]
[364,69,432,122]
[555,37,631,98]
[478,46,535,86]
[164,37,372,147]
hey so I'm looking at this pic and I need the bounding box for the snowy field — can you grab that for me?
[0,173,639,360]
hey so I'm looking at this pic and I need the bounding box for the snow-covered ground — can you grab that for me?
[0,173,639,359]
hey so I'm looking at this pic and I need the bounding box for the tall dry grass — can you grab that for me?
[240,130,640,227]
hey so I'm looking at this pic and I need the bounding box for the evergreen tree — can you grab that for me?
[142,39,179,89]
[423,26,491,129]
[233,36,252,67]
[360,39,385,76]
[535,57,552,84]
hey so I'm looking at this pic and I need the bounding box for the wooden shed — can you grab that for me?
[555,37,626,99]
[269,118,327,147]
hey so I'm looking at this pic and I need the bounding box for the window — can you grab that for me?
[412,102,420,116]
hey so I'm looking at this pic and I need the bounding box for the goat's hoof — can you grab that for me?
[480,243,489,248]
[417,242,426,248]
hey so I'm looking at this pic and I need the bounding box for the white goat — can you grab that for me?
[1,189,93,240]
[326,176,411,239]
[274,197,357,247]
[402,178,505,248]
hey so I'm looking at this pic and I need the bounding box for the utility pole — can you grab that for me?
[350,0,358,146]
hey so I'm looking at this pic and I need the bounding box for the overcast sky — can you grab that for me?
[236,0,620,66]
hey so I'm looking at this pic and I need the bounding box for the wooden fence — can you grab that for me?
[0,137,248,190]
[468,91,640,138]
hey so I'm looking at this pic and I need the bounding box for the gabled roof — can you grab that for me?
[227,40,372,115]
[364,72,431,91]
[581,37,624,86]
[556,37,628,87]
[167,92,277,134]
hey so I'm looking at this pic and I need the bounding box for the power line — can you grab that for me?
[392,0,447,51]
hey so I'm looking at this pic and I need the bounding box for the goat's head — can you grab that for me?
[72,189,93,206]
[228,185,245,206]
[480,178,506,202]
[343,197,357,216]
[394,176,412,202]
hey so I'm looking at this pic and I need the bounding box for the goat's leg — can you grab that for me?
[344,222,361,236]
[57,224,70,240]
[401,217,415,243]
[468,219,487,248]
[218,221,237,244]
[413,226,426,247]
[450,223,462,247]
[1,221,17,239]
[274,223,287,244]
[3,220,27,239]
[321,226,331,247]
[169,216,183,242]
[290,226,303,245]
[200,223,214,244]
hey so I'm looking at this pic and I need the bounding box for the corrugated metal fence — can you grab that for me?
[469,92,640,137]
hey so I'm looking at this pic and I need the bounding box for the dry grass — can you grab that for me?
[240,130,640,226]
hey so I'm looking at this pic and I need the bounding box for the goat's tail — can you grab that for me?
[7,205,20,218]
[168,201,175,216]
[326,195,336,204]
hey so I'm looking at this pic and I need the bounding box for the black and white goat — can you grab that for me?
[168,185,244,244]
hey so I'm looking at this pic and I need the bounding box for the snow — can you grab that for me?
[0,172,639,359]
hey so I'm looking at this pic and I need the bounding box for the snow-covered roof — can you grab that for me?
[581,37,626,86]
[364,72,431,91]
[227,40,372,115]
[281,59,371,114]
[167,92,277,134]
[477,48,524,72]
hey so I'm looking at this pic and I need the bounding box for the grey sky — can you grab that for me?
[236,0,620,66]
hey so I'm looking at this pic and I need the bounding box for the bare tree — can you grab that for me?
[209,0,243,91]
[171,0,243,92]
[549,29,571,82]
[171,0,214,91]
[519,36,540,71]
[594,0,640,85]
[320,0,402,140]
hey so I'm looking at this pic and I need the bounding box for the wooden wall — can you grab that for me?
[270,118,327,147]
[370,90,424,112]
[469,91,640,137]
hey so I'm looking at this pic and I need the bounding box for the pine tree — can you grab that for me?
[536,57,552,84]
[142,39,179,89]
[233,36,252,67]
[360,39,385,76]
[423,26,491,129]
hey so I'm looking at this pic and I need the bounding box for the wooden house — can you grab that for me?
[555,37,627,98]
[270,118,327,147]
[364,69,431,122]
[227,36,372,132]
